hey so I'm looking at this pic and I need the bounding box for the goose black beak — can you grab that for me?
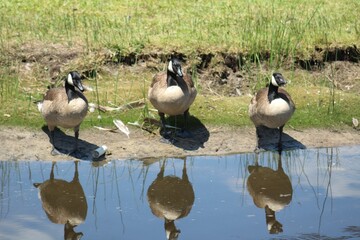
[278,77,287,86]
[177,68,183,78]
[75,81,85,92]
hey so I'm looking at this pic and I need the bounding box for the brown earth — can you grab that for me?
[1,125,360,161]
[4,42,360,97]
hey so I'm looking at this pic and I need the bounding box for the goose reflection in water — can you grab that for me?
[34,161,88,240]
[147,159,195,240]
[246,150,292,234]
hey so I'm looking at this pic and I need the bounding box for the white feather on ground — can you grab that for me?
[352,117,359,128]
[113,119,130,138]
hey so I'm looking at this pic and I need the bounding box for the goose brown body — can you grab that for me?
[38,71,88,155]
[148,71,197,117]
[41,87,88,131]
[248,73,295,150]
[249,87,295,129]
[148,58,197,139]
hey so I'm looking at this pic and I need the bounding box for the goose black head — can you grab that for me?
[167,57,184,78]
[67,71,85,92]
[271,73,287,87]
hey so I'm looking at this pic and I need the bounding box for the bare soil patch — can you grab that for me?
[3,42,360,96]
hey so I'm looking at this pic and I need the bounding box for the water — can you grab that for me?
[1,146,360,240]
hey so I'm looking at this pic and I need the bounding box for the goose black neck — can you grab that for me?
[167,70,178,87]
[167,70,187,91]
[65,81,77,102]
[164,219,179,238]
[268,82,279,103]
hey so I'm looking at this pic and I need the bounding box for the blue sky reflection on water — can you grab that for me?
[1,145,360,240]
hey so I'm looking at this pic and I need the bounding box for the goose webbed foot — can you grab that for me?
[51,146,78,157]
[159,137,175,145]
[51,147,62,156]
[159,128,176,144]
[160,127,172,137]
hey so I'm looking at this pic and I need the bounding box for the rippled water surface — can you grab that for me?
[1,146,360,240]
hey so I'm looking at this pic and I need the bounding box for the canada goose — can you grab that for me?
[148,57,197,139]
[147,160,194,240]
[34,161,87,240]
[248,72,295,151]
[246,151,292,234]
[37,71,88,155]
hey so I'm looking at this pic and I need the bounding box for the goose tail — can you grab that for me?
[33,100,43,112]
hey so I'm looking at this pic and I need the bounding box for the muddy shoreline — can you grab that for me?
[1,125,360,161]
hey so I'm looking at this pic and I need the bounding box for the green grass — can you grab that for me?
[1,0,359,56]
[1,66,359,130]
[0,0,359,130]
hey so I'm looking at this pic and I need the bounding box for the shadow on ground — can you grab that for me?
[160,115,210,151]
[257,126,306,151]
[42,126,100,160]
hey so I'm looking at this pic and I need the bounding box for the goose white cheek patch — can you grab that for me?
[168,61,174,73]
[271,75,278,86]
[67,73,74,86]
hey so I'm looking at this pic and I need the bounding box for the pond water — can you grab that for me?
[1,146,360,240]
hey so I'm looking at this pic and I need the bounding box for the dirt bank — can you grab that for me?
[1,125,360,161]
[1,43,360,161]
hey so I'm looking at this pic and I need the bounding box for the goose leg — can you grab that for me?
[50,129,55,145]
[182,159,189,182]
[184,109,189,129]
[68,126,83,157]
[159,112,173,143]
[74,129,79,150]
[159,112,170,136]
[50,161,56,179]
[159,112,167,130]
[74,161,79,181]
[278,125,284,151]
[254,126,261,153]
[277,148,283,171]
[176,109,193,138]
[49,128,62,156]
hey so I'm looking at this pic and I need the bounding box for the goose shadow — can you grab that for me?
[161,115,210,151]
[41,126,100,160]
[256,126,306,151]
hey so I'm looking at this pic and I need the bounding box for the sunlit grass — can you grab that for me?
[1,0,359,58]
[1,64,359,130]
[0,0,359,130]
